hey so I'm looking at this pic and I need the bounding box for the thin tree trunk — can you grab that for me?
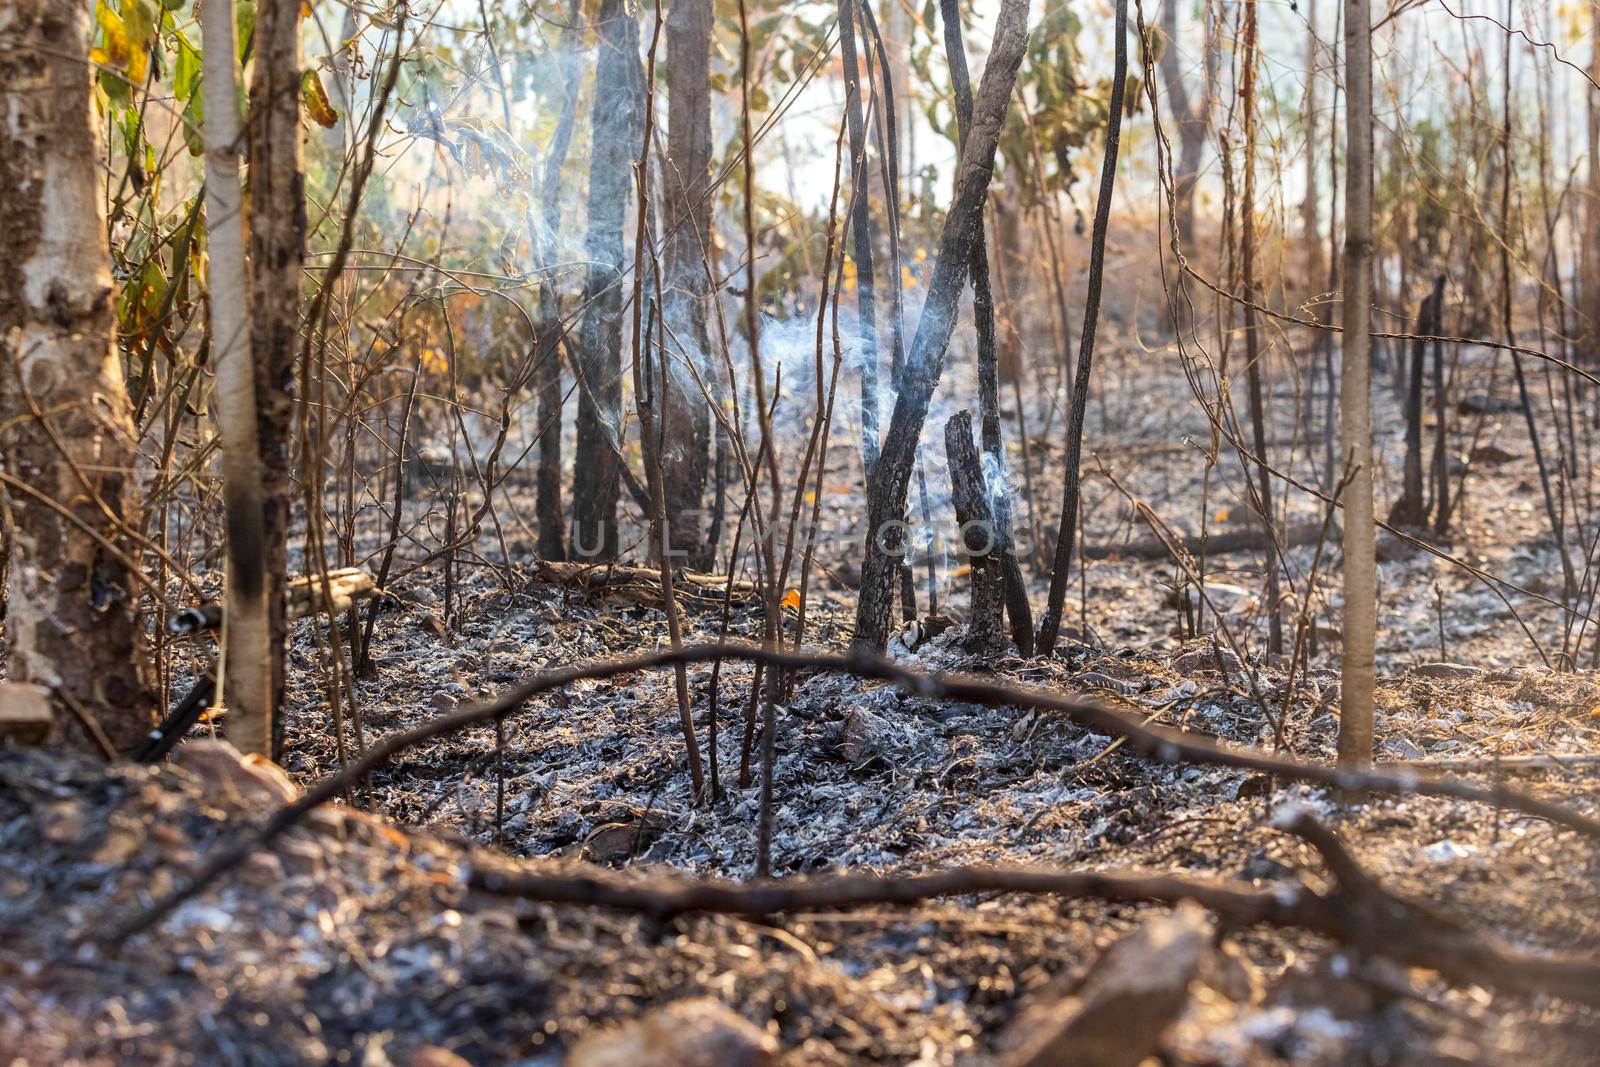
[839,0,882,479]
[1390,278,1443,527]
[1158,0,1207,250]
[1431,289,1450,532]
[1301,0,1324,290]
[0,0,153,752]
[248,0,306,760]
[1036,0,1128,656]
[203,0,272,755]
[1339,0,1377,768]
[1238,0,1281,655]
[534,0,583,562]
[852,0,1033,653]
[661,0,714,566]
[572,0,642,561]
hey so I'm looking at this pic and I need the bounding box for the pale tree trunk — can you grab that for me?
[204,0,272,755]
[852,0,1032,652]
[572,0,642,560]
[1301,0,1324,289]
[660,0,714,567]
[1339,0,1377,767]
[248,0,305,758]
[1158,0,1207,249]
[1584,1,1600,354]
[0,0,152,753]
[534,0,583,562]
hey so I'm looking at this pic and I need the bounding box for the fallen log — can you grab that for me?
[169,567,377,635]
[534,559,759,607]
[1083,521,1329,561]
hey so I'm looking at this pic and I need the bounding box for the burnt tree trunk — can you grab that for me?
[203,0,271,754]
[660,0,715,566]
[572,0,643,561]
[852,0,1032,652]
[0,0,153,752]
[1036,0,1127,656]
[1390,276,1443,528]
[940,0,1033,655]
[945,412,1005,652]
[1431,292,1451,532]
[248,0,305,759]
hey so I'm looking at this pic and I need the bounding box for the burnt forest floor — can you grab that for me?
[7,332,1600,1065]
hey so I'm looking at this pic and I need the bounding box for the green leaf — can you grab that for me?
[301,68,339,128]
[174,29,200,102]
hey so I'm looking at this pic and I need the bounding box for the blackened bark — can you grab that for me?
[945,412,1005,652]
[940,0,1033,655]
[1431,292,1450,532]
[852,0,1032,652]
[1036,0,1127,656]
[661,0,715,566]
[1390,276,1443,527]
[572,0,642,560]
[248,0,306,758]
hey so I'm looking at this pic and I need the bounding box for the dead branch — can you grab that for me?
[463,808,1600,1006]
[1082,521,1329,561]
[102,641,1600,946]
[169,568,377,635]
[533,560,759,607]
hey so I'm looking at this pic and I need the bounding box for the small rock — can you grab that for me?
[42,800,88,843]
[1002,902,1214,1067]
[582,814,667,865]
[0,682,54,745]
[1420,839,1475,863]
[1173,645,1244,677]
[409,1048,473,1067]
[841,705,890,764]
[239,851,285,888]
[564,998,775,1067]
[1379,737,1425,761]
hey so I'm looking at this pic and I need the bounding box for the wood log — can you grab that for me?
[1082,521,1330,562]
[534,560,758,607]
[169,567,377,635]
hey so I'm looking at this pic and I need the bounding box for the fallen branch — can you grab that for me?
[1082,521,1328,562]
[533,559,759,607]
[464,808,1600,1005]
[169,567,377,635]
[1378,752,1600,774]
[102,641,1600,945]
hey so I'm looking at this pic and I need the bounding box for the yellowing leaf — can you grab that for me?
[781,589,802,610]
[301,69,339,128]
[900,264,918,290]
[1214,508,1231,523]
